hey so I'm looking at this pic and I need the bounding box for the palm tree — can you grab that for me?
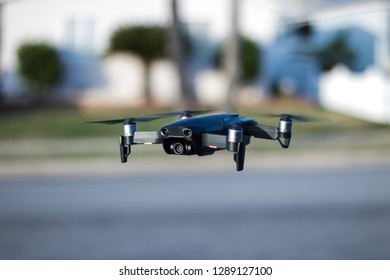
[108,25,167,104]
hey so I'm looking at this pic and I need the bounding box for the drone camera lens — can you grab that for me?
[182,128,192,138]
[171,142,184,155]
[161,128,169,137]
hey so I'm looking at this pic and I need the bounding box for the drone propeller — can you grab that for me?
[260,113,330,123]
[83,115,165,125]
[152,109,215,119]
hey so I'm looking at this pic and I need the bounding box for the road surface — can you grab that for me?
[1,164,389,259]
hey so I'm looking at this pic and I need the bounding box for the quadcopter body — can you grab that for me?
[86,111,298,171]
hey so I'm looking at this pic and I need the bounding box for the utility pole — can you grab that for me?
[224,0,240,109]
[169,0,196,108]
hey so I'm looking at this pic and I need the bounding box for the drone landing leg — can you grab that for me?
[120,136,131,163]
[234,142,246,171]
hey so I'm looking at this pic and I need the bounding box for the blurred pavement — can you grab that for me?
[0,131,389,260]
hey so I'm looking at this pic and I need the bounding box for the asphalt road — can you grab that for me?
[1,164,389,260]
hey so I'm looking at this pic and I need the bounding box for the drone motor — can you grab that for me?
[124,123,136,137]
[227,127,243,152]
[120,123,137,162]
[278,117,292,148]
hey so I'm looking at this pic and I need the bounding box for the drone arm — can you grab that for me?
[120,131,162,163]
[202,133,227,149]
[246,124,278,140]
[133,131,162,144]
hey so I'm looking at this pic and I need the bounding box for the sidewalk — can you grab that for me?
[1,128,390,177]
[1,149,390,177]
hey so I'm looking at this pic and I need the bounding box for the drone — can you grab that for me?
[85,110,312,171]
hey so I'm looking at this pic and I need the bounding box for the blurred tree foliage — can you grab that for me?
[108,25,168,62]
[215,35,262,84]
[17,42,63,102]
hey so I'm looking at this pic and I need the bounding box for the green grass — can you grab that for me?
[0,107,179,139]
[0,104,387,140]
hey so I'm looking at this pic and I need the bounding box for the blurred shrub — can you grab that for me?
[240,36,262,83]
[316,32,355,72]
[214,35,262,84]
[17,42,63,101]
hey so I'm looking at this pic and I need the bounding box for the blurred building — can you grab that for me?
[0,0,278,107]
[2,0,390,123]
[273,0,390,123]
[315,0,390,123]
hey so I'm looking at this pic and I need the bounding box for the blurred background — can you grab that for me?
[0,0,390,259]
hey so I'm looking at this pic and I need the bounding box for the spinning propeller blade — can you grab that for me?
[83,109,216,125]
[151,109,215,118]
[83,116,165,125]
[260,113,330,123]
